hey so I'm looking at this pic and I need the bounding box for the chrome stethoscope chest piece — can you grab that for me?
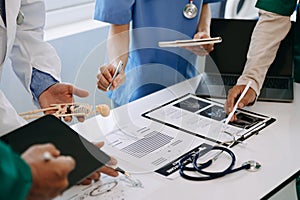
[183,1,198,19]
[243,160,261,172]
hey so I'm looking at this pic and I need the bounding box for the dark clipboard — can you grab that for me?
[0,115,110,189]
[142,93,276,146]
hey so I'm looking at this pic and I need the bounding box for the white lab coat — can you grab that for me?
[224,0,259,19]
[0,0,61,135]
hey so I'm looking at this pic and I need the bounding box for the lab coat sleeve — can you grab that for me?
[237,9,291,96]
[0,90,27,136]
[0,140,32,200]
[10,0,61,94]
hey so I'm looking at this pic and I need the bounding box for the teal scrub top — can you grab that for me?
[95,0,222,106]
[0,141,32,199]
[256,0,300,83]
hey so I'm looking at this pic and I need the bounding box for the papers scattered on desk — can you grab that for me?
[158,37,222,47]
[55,174,163,200]
[100,121,204,174]
[89,94,274,180]
[142,94,274,145]
[141,94,274,177]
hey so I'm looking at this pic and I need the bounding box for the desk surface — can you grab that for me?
[71,76,300,200]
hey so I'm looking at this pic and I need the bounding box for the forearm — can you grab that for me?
[197,4,211,35]
[107,24,130,68]
[30,68,59,102]
[237,9,291,95]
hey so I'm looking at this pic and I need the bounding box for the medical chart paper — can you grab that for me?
[71,115,207,178]
[55,173,164,200]
[99,121,206,175]
[142,93,275,145]
[70,94,274,181]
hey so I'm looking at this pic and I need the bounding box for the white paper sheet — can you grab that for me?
[55,173,163,200]
[100,122,205,174]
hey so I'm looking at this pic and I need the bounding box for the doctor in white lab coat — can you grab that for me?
[0,0,88,135]
[0,1,120,199]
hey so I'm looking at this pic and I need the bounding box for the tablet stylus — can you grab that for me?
[224,80,252,125]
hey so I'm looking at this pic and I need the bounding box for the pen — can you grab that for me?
[224,81,252,125]
[43,151,54,162]
[114,166,130,177]
[106,61,123,91]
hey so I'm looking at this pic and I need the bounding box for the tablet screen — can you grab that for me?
[0,115,110,188]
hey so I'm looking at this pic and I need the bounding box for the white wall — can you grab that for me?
[0,24,111,114]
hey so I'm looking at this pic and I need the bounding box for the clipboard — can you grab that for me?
[142,93,276,145]
[0,115,111,189]
[158,37,222,47]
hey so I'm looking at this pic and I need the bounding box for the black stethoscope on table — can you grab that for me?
[179,146,261,181]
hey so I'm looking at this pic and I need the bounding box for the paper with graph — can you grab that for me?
[93,94,273,179]
[101,121,204,174]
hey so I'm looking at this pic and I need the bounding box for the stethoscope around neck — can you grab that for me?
[183,0,198,19]
[179,146,261,181]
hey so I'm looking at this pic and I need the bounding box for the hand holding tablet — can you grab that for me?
[0,115,124,189]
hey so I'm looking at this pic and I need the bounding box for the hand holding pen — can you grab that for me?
[224,80,256,122]
[97,61,125,92]
[106,61,123,91]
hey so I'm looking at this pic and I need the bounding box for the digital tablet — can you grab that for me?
[158,36,222,47]
[0,115,111,188]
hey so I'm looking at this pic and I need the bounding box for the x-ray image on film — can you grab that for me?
[142,93,275,145]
